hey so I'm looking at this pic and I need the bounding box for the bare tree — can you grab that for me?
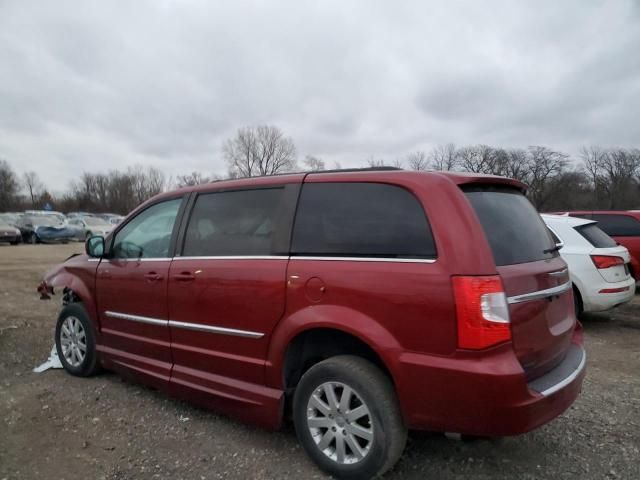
[599,148,640,209]
[526,146,568,209]
[366,157,386,168]
[0,159,21,211]
[224,125,297,178]
[429,144,458,171]
[365,157,403,168]
[23,171,44,207]
[176,171,211,188]
[580,145,607,207]
[304,155,325,171]
[406,151,429,171]
[502,149,530,183]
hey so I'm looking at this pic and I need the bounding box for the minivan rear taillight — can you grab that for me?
[452,276,511,350]
[590,255,624,269]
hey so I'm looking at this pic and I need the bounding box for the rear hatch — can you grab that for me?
[574,222,632,283]
[464,185,576,380]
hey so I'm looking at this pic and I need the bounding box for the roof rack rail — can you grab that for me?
[307,166,403,174]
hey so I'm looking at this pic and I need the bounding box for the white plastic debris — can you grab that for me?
[33,344,63,373]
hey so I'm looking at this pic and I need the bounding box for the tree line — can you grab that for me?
[1,125,639,214]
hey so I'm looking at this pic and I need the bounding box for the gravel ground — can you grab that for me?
[1,243,639,480]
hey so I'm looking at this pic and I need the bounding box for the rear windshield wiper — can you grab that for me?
[543,245,561,254]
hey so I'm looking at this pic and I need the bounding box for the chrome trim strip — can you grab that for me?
[104,311,168,327]
[539,348,586,397]
[548,268,568,277]
[173,256,289,261]
[507,281,572,304]
[291,256,437,264]
[103,311,264,339]
[168,320,264,339]
[105,258,172,262]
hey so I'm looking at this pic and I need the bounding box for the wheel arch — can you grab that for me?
[266,305,402,392]
[44,270,100,330]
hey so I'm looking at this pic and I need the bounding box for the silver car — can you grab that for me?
[68,216,113,241]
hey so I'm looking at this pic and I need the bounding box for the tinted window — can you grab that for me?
[590,214,640,237]
[291,183,436,258]
[464,188,556,266]
[183,188,284,256]
[112,198,182,258]
[575,223,617,248]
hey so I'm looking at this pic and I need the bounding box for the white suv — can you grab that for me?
[542,214,635,315]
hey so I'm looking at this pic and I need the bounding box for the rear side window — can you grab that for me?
[464,187,556,266]
[590,214,640,237]
[182,188,284,256]
[575,223,618,248]
[291,182,436,258]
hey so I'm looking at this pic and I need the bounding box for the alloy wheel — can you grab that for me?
[59,316,87,367]
[306,381,374,465]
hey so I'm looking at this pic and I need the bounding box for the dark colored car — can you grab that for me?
[39,169,585,479]
[0,220,21,244]
[552,211,640,283]
[18,215,76,244]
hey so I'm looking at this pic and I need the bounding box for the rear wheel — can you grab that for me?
[29,233,37,244]
[573,285,584,318]
[293,355,407,479]
[55,303,101,377]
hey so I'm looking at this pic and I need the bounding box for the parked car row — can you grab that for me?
[0,210,124,245]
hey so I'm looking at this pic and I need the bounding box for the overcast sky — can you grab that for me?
[1,0,639,192]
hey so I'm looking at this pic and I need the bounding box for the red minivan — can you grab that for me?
[39,169,585,479]
[552,210,640,283]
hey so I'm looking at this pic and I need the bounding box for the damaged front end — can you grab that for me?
[37,280,54,300]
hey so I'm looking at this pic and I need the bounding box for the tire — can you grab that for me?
[293,355,407,480]
[10,240,20,245]
[29,233,38,244]
[573,285,584,318]
[55,303,101,377]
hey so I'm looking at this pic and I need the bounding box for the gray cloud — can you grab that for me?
[1,0,639,191]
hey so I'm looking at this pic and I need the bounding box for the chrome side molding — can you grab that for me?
[103,311,264,339]
[104,311,168,327]
[507,281,572,304]
[168,320,264,339]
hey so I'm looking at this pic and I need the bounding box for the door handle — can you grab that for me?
[173,272,195,282]
[99,270,112,280]
[144,272,164,282]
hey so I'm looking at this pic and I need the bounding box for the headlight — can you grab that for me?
[14,228,20,235]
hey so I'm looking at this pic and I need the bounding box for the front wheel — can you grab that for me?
[55,303,101,377]
[29,233,38,244]
[293,355,407,480]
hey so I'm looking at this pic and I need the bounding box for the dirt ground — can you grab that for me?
[1,243,639,480]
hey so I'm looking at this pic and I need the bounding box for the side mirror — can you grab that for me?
[555,241,564,251]
[86,235,105,258]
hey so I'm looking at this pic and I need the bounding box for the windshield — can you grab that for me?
[464,186,557,266]
[85,217,110,226]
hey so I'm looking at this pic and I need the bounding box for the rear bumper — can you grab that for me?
[582,276,635,312]
[394,338,585,436]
